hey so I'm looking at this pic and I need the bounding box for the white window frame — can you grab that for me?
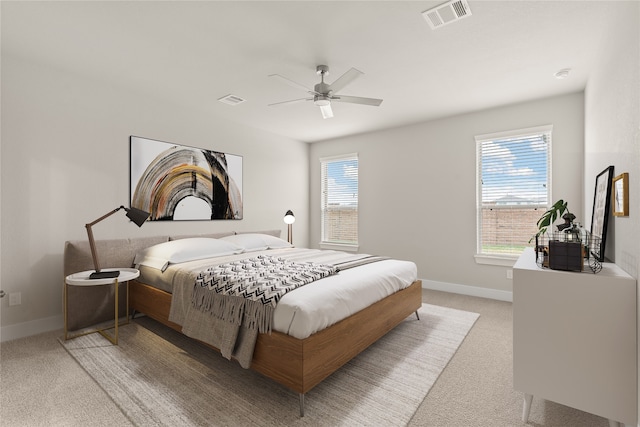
[474,125,552,266]
[320,153,359,251]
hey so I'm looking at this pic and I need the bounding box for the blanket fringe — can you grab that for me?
[191,286,274,334]
[244,300,273,334]
[191,286,245,328]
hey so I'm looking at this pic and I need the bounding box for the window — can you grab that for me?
[475,125,552,259]
[320,154,358,248]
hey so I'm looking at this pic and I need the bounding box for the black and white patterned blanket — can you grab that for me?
[191,255,338,333]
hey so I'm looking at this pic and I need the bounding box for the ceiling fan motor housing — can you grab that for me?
[314,81,331,95]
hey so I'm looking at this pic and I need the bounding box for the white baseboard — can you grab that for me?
[421,279,513,302]
[0,314,63,343]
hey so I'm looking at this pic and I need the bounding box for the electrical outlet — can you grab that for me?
[506,270,513,280]
[9,292,21,306]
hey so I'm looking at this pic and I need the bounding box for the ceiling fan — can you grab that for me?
[268,65,383,119]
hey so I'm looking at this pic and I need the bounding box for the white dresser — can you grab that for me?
[513,248,637,426]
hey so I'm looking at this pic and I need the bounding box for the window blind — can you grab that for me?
[475,126,552,257]
[320,154,358,245]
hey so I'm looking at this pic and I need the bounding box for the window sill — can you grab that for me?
[474,254,518,267]
[320,242,359,252]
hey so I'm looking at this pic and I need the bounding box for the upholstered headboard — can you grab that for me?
[63,230,281,331]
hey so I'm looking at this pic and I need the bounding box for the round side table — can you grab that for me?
[64,268,139,345]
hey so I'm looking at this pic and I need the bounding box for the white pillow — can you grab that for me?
[133,238,243,271]
[221,233,293,252]
[261,234,294,249]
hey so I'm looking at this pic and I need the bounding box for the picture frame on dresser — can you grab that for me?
[612,172,629,217]
[589,165,613,262]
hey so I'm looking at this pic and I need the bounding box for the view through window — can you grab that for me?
[321,154,358,246]
[476,126,552,257]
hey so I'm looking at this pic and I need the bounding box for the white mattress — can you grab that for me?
[272,258,417,338]
[139,248,418,339]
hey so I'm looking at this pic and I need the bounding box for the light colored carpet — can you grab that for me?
[2,290,612,426]
[59,303,478,426]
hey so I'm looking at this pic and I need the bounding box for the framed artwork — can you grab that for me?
[130,136,243,221]
[590,165,613,262]
[613,172,629,217]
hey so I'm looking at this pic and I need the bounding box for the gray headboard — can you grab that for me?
[63,230,281,331]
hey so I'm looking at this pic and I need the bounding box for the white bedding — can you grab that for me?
[273,257,417,338]
[138,247,418,339]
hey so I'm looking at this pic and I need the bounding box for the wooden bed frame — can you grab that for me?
[130,278,422,415]
[62,232,422,416]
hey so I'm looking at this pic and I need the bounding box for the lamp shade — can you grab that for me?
[126,207,150,227]
[284,210,296,224]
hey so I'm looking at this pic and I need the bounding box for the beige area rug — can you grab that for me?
[60,303,478,426]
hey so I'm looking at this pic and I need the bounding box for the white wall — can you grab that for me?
[310,92,585,298]
[584,2,640,273]
[0,54,309,338]
[583,2,640,424]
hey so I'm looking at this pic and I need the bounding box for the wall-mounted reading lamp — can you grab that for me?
[283,210,295,245]
[86,205,150,279]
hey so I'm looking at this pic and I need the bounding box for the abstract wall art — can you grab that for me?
[130,136,243,221]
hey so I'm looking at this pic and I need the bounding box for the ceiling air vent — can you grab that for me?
[422,0,472,30]
[218,94,246,106]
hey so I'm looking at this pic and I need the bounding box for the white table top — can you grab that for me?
[65,268,140,286]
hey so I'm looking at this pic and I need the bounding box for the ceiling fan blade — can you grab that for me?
[320,104,333,119]
[328,68,363,93]
[269,74,319,95]
[332,95,383,106]
[268,98,312,107]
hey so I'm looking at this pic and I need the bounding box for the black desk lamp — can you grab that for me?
[86,205,150,279]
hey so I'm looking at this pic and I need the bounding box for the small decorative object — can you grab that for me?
[549,209,583,272]
[532,199,602,273]
[612,172,629,217]
[590,166,613,262]
[548,240,584,272]
[556,212,576,231]
[532,199,570,269]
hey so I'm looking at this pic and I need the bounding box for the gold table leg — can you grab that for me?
[63,280,68,341]
[64,279,130,345]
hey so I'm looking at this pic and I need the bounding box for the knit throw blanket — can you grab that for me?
[191,255,339,334]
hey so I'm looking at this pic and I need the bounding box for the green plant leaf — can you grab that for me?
[530,199,571,243]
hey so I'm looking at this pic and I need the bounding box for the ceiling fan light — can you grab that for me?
[320,104,333,119]
[314,96,330,107]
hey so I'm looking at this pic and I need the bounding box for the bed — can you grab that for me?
[63,230,422,416]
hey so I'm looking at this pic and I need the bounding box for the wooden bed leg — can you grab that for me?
[299,393,305,417]
[415,310,420,320]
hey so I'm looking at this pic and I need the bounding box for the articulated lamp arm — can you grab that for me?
[85,205,149,279]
